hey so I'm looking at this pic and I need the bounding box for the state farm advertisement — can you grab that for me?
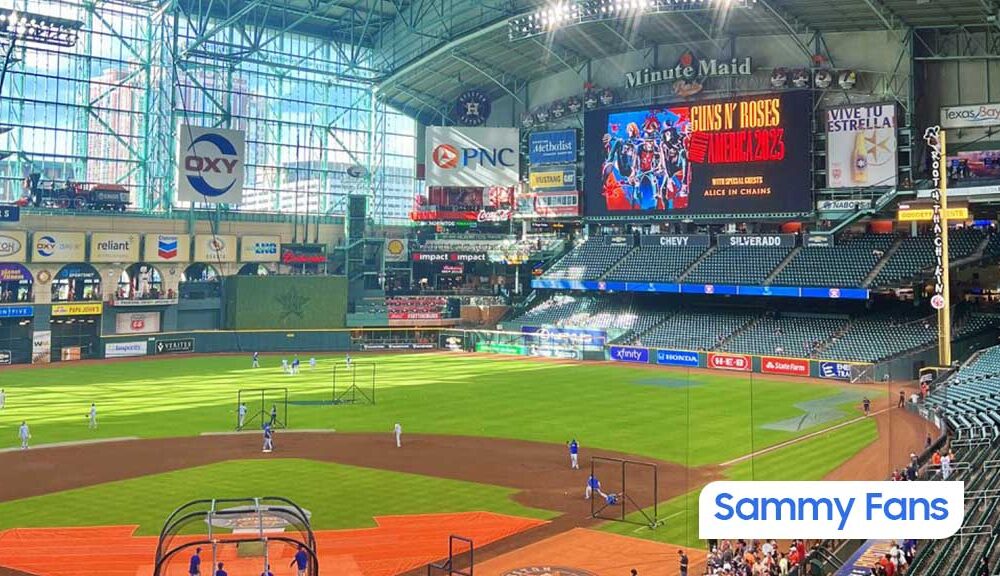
[115,312,161,334]
[708,352,751,372]
[761,356,809,376]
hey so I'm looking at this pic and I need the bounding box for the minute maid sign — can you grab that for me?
[625,51,753,92]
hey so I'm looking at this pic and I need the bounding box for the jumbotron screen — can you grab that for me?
[583,91,812,217]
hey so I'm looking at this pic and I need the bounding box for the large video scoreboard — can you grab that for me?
[583,91,812,217]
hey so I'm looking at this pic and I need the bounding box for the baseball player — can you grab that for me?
[262,422,274,453]
[88,403,97,429]
[309,357,316,370]
[345,352,352,368]
[214,562,227,576]
[393,422,402,448]
[269,404,278,427]
[585,473,601,500]
[0,388,5,410]
[568,439,580,469]
[862,396,871,417]
[237,402,248,429]
[291,356,300,375]
[188,548,202,576]
[261,565,274,576]
[290,545,309,576]
[17,421,29,450]
[252,351,259,368]
[281,359,289,374]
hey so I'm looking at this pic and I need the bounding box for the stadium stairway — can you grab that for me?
[676,245,718,282]
[598,245,639,280]
[861,237,903,287]
[763,246,802,285]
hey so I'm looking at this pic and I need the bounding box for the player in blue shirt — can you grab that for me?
[188,547,202,576]
[214,562,227,576]
[585,473,601,500]
[291,356,300,375]
[262,422,273,453]
[568,439,579,469]
[261,564,274,576]
[605,492,620,506]
[290,545,309,576]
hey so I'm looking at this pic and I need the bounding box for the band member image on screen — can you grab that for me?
[584,91,812,217]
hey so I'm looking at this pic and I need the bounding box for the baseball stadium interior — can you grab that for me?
[3,0,1000,575]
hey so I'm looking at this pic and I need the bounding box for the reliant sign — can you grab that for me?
[625,53,752,90]
[90,233,140,263]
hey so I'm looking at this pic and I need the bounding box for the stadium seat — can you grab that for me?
[542,238,632,281]
[684,245,792,285]
[772,234,894,287]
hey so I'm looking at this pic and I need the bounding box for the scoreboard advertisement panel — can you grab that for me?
[584,91,812,217]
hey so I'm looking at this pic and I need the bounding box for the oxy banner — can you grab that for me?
[608,346,649,363]
[699,481,964,540]
[177,125,246,204]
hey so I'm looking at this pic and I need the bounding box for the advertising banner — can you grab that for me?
[440,333,465,351]
[385,238,408,262]
[639,234,712,248]
[708,352,751,371]
[0,230,26,262]
[940,103,1000,129]
[528,129,577,165]
[0,350,10,364]
[155,338,195,355]
[0,263,32,283]
[32,231,85,263]
[411,252,487,263]
[514,191,580,218]
[946,150,1000,180]
[608,346,649,363]
[761,356,809,376]
[144,234,190,263]
[280,243,327,265]
[239,235,280,263]
[475,342,527,355]
[528,345,581,360]
[52,302,103,316]
[521,326,607,346]
[897,207,968,222]
[819,361,853,380]
[441,264,464,274]
[425,126,519,187]
[105,341,148,358]
[32,330,51,364]
[584,91,812,217]
[177,125,246,204]
[826,103,897,189]
[90,233,140,263]
[656,349,700,367]
[528,166,576,192]
[0,305,32,318]
[803,233,834,248]
[115,311,161,334]
[718,234,796,248]
[61,346,81,361]
[817,199,872,211]
[194,234,237,262]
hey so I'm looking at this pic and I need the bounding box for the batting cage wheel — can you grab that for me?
[237,388,288,430]
[332,362,376,405]
[153,497,319,576]
[590,456,661,529]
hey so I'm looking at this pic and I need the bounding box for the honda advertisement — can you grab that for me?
[761,356,809,376]
[608,346,650,364]
[584,91,812,217]
[708,352,751,372]
[656,349,700,367]
[425,127,519,187]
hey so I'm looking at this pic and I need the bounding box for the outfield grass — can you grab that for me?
[0,353,884,466]
[0,458,556,535]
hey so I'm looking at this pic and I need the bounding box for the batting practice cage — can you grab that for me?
[153,497,318,576]
[332,362,376,405]
[426,535,473,576]
[590,457,661,529]
[237,388,288,430]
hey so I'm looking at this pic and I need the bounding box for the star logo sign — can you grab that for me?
[432,144,459,169]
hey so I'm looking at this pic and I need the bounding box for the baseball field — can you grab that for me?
[0,352,932,576]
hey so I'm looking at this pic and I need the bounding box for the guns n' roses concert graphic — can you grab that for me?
[584,91,812,217]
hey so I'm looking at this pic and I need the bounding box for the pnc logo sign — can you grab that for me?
[432,144,460,169]
[425,127,519,187]
[184,133,240,197]
[432,143,514,170]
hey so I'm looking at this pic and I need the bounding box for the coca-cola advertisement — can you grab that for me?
[411,185,514,223]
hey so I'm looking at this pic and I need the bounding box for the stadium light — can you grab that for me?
[0,8,83,48]
[509,0,756,40]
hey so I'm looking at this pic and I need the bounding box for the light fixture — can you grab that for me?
[0,7,83,47]
[509,0,756,40]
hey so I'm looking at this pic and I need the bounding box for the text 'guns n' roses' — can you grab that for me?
[688,97,785,164]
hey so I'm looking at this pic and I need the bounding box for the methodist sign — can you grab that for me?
[176,125,246,204]
[425,126,519,187]
[528,130,576,165]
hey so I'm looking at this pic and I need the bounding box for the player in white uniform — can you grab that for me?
[0,388,5,410]
[88,403,97,429]
[252,352,259,368]
[238,402,248,429]
[345,353,352,368]
[309,357,316,370]
[18,421,30,449]
[393,422,402,448]
[281,359,289,374]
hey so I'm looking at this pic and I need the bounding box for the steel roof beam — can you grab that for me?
[755,0,815,61]
[449,51,526,105]
[858,0,909,36]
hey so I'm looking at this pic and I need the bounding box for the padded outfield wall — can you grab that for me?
[223,276,348,330]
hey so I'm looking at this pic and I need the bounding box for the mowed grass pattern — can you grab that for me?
[0,353,880,466]
[0,459,556,535]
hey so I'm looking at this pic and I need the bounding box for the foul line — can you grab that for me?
[719,408,889,467]
[0,436,139,453]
